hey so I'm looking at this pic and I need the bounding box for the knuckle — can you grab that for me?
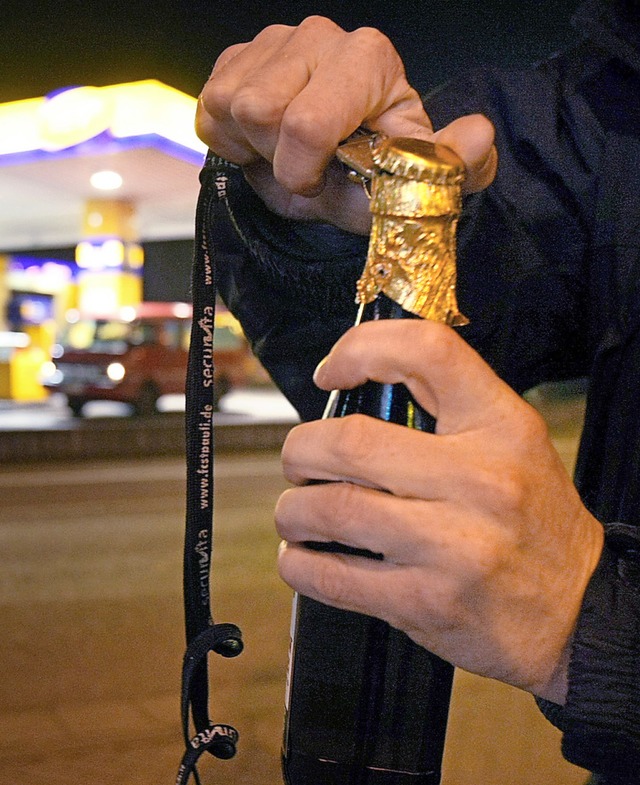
[347,25,395,57]
[471,408,550,515]
[200,79,235,120]
[436,324,463,359]
[313,558,349,606]
[467,536,509,583]
[211,42,247,72]
[322,482,363,539]
[231,87,282,129]
[247,23,297,56]
[347,27,405,83]
[517,404,549,448]
[297,15,342,35]
[333,414,375,468]
[257,22,294,38]
[475,466,526,516]
[410,577,462,633]
[415,323,459,369]
[279,107,333,156]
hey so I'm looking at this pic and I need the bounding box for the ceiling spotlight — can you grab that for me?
[90,170,123,191]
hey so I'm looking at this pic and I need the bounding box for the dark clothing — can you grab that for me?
[202,0,640,778]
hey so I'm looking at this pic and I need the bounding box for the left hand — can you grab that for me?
[275,319,604,704]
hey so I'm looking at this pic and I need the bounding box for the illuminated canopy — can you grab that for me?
[0,80,206,165]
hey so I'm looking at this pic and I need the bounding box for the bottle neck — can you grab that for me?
[356,293,422,325]
[323,293,434,430]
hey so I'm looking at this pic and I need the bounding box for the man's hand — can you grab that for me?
[275,320,604,704]
[196,17,497,233]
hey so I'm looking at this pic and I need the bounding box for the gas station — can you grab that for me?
[0,80,206,400]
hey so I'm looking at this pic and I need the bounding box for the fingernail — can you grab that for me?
[313,355,329,386]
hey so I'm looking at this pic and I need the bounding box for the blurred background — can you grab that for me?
[0,2,589,784]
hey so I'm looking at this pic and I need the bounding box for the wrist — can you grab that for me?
[534,513,605,705]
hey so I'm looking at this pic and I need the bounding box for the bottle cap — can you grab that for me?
[372,137,465,185]
[354,136,468,325]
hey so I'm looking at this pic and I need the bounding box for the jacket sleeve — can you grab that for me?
[538,523,640,783]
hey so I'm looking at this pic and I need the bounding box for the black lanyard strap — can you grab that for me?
[177,152,243,785]
[176,623,242,785]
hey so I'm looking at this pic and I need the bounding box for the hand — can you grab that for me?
[197,17,497,233]
[275,320,604,704]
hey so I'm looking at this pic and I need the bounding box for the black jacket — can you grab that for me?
[200,0,640,779]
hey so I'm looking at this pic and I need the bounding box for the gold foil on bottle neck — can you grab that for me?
[338,134,468,326]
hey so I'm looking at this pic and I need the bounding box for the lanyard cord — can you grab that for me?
[176,152,243,785]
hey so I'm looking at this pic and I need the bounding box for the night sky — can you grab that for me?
[2,0,582,103]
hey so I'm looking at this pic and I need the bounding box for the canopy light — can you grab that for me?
[90,170,124,191]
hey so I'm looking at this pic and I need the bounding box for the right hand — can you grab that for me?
[196,17,497,234]
[276,319,604,704]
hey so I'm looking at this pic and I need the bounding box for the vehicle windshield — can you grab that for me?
[60,310,240,354]
[61,319,137,354]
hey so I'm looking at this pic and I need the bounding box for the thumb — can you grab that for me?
[313,320,514,434]
[432,114,497,194]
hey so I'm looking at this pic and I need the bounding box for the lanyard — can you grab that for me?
[176,152,243,785]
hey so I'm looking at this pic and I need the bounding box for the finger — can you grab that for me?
[281,415,474,502]
[432,114,497,193]
[271,22,431,194]
[196,26,296,163]
[278,538,396,617]
[276,482,457,564]
[277,540,456,646]
[218,17,429,195]
[243,156,374,232]
[313,320,518,434]
[196,44,250,158]
[198,18,356,190]
[275,480,519,605]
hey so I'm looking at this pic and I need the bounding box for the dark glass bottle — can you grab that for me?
[281,292,454,785]
[281,135,466,785]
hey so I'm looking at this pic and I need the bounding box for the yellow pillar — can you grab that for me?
[75,199,143,314]
[0,254,9,331]
[0,254,10,397]
[0,254,50,401]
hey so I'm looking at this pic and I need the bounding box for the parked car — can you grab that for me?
[41,301,256,416]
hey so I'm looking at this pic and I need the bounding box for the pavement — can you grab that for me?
[0,389,299,429]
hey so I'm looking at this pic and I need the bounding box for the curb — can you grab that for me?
[0,415,293,464]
